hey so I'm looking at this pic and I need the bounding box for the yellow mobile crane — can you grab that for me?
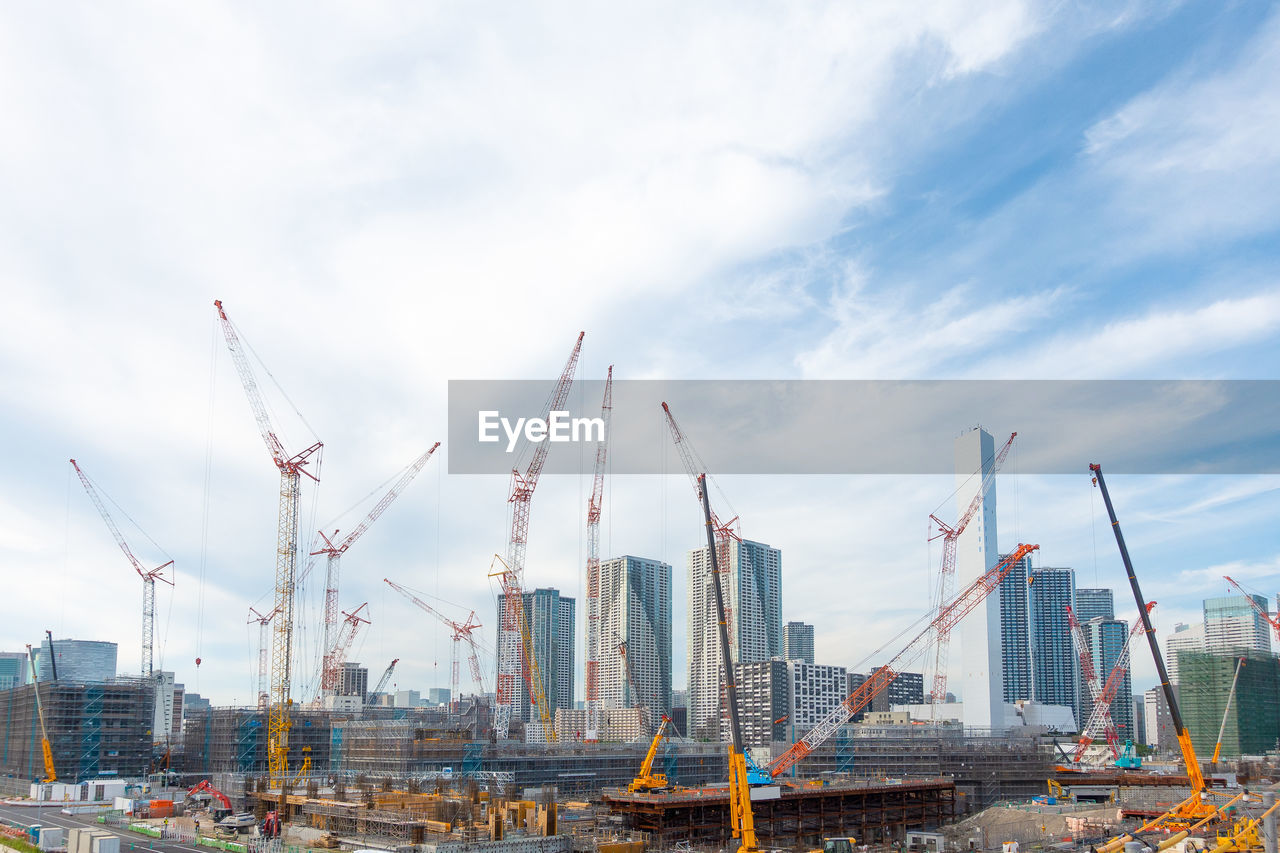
[1091,464,1215,833]
[27,644,55,782]
[699,475,760,853]
[628,715,672,793]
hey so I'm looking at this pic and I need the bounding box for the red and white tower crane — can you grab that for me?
[385,579,487,704]
[214,299,323,787]
[70,459,174,678]
[584,366,613,742]
[660,402,740,649]
[248,605,280,709]
[1071,604,1153,763]
[327,604,370,695]
[493,332,583,741]
[926,431,1015,705]
[307,444,439,698]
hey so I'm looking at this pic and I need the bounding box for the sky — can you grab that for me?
[1,1,1278,713]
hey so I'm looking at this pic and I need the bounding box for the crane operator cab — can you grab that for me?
[816,838,858,853]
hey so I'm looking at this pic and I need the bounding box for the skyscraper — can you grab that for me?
[36,638,116,683]
[339,662,368,701]
[783,621,815,664]
[598,556,672,727]
[999,553,1032,704]
[1204,594,1272,656]
[1075,589,1114,624]
[955,428,1002,731]
[1082,618,1133,741]
[0,653,28,691]
[1028,567,1078,725]
[1166,622,1206,685]
[688,538,782,740]
[497,587,576,724]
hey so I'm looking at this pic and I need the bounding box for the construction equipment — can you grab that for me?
[1223,575,1279,641]
[1212,657,1246,764]
[617,639,650,736]
[1071,603,1154,764]
[385,578,487,702]
[70,459,174,678]
[627,714,672,792]
[1090,463,1212,827]
[247,606,279,709]
[584,366,613,743]
[493,332,583,741]
[769,542,1039,778]
[215,299,324,789]
[26,645,55,782]
[810,838,858,853]
[490,554,554,739]
[187,780,234,818]
[326,604,370,697]
[1066,604,1108,752]
[698,475,760,853]
[305,444,439,698]
[1115,740,1142,770]
[926,432,1016,706]
[661,403,740,650]
[371,658,399,699]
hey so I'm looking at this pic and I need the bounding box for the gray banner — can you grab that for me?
[447,379,1280,475]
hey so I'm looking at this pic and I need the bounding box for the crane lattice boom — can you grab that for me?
[769,542,1039,778]
[1224,576,1280,642]
[584,367,613,742]
[1072,604,1152,763]
[385,579,486,702]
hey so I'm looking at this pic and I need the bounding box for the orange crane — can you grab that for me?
[305,444,439,698]
[1071,604,1153,763]
[384,579,487,703]
[247,606,280,709]
[926,432,1015,706]
[69,459,174,678]
[1223,576,1280,643]
[584,366,613,743]
[768,542,1040,778]
[493,332,583,741]
[215,299,323,789]
[26,645,55,782]
[661,403,740,650]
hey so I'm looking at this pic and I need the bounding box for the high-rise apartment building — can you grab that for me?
[999,554,1031,704]
[735,658,847,748]
[688,538,782,739]
[1082,619,1133,741]
[1075,589,1114,624]
[955,428,1002,730]
[36,638,117,683]
[1166,622,1206,685]
[1204,594,1272,656]
[783,622,815,664]
[498,587,575,724]
[339,662,368,701]
[1028,567,1078,725]
[597,556,672,729]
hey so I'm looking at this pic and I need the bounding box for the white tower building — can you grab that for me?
[956,427,1004,731]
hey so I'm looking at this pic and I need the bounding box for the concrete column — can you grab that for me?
[1263,791,1276,853]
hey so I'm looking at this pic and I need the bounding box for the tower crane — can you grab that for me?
[305,443,439,698]
[27,645,55,783]
[1090,463,1212,828]
[327,604,370,698]
[371,658,400,699]
[493,332,583,741]
[248,606,280,709]
[69,459,174,678]
[584,366,613,743]
[215,299,323,789]
[1223,576,1280,643]
[384,579,487,703]
[926,432,1015,706]
[490,554,555,740]
[768,542,1040,778]
[661,403,740,651]
[1070,604,1153,764]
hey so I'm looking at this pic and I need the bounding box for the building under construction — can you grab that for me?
[0,679,154,781]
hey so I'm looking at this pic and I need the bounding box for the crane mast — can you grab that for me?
[769,542,1040,778]
[584,366,613,742]
[69,459,174,678]
[248,606,280,709]
[215,299,323,789]
[927,432,1015,705]
[309,443,439,698]
[1090,463,1208,811]
[494,332,583,741]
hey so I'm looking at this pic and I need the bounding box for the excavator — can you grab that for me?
[186,780,234,819]
[628,715,673,793]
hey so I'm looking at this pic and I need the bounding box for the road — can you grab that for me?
[0,802,207,853]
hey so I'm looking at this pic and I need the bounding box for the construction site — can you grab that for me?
[3,312,1279,853]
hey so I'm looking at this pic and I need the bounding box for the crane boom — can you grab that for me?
[495,332,583,741]
[385,579,486,701]
[311,444,439,698]
[372,658,399,697]
[1223,576,1280,642]
[27,645,55,783]
[584,366,613,743]
[215,299,323,789]
[628,715,672,792]
[1090,464,1207,803]
[927,432,1015,705]
[1072,605,1152,762]
[69,459,174,678]
[769,542,1040,778]
[1212,657,1246,763]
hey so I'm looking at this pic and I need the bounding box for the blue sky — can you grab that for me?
[0,1,1278,713]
